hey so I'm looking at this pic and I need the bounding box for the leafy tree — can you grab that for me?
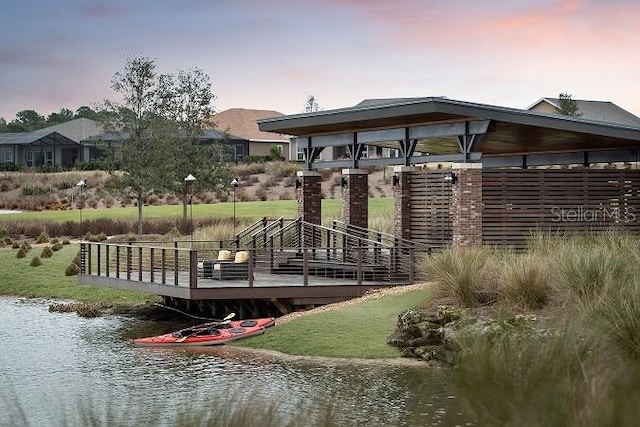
[303,95,320,113]
[556,93,581,117]
[8,110,46,131]
[75,106,100,120]
[0,117,7,132]
[99,55,232,232]
[46,108,74,125]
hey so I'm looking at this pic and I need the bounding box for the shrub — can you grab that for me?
[12,242,20,249]
[0,240,5,248]
[30,256,42,267]
[51,242,63,251]
[255,186,268,201]
[62,239,70,245]
[4,236,12,245]
[16,248,27,258]
[36,231,50,244]
[41,246,54,258]
[65,262,80,276]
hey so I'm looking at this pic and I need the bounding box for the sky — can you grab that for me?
[1,0,640,121]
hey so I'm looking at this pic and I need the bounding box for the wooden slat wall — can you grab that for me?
[408,170,452,249]
[482,169,640,249]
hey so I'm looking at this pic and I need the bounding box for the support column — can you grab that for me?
[451,163,483,247]
[342,169,368,229]
[393,166,420,241]
[296,170,322,225]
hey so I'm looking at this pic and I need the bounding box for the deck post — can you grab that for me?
[248,250,254,288]
[126,243,131,280]
[189,249,198,288]
[138,247,143,281]
[79,243,86,274]
[161,249,166,284]
[86,243,92,275]
[115,246,120,278]
[150,248,155,283]
[174,247,179,286]
[357,247,363,286]
[303,248,309,287]
[97,244,101,276]
[105,245,109,277]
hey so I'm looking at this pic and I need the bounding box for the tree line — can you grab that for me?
[0,106,102,132]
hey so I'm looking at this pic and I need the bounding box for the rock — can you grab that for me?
[401,347,417,358]
[387,332,415,348]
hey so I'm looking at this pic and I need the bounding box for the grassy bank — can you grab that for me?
[239,285,432,358]
[0,244,153,304]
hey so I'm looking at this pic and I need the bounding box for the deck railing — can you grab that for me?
[79,241,430,288]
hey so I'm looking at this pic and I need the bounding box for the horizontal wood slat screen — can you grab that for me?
[482,169,640,249]
[409,171,452,249]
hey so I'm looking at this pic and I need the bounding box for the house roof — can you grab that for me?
[528,98,640,127]
[257,97,640,160]
[0,118,103,146]
[206,108,289,142]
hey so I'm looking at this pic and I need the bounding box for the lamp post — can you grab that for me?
[76,179,87,230]
[231,178,239,245]
[184,174,196,244]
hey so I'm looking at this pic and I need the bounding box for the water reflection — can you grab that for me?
[0,297,470,426]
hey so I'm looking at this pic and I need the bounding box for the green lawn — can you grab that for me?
[0,244,153,304]
[238,286,432,358]
[0,198,394,222]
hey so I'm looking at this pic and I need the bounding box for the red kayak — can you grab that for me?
[133,317,276,347]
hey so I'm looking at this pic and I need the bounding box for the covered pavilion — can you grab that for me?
[258,97,640,248]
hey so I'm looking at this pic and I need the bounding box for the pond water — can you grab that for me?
[0,297,472,426]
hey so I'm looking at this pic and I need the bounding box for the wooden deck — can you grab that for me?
[78,241,422,313]
[80,269,408,304]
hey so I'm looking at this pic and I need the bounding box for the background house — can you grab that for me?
[528,97,640,127]
[205,108,291,162]
[0,118,102,169]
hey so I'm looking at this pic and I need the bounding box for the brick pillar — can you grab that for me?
[451,163,483,247]
[342,169,368,229]
[393,166,420,241]
[297,170,322,225]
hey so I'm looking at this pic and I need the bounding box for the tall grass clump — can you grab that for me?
[421,246,497,307]
[590,279,640,363]
[553,238,635,307]
[454,329,599,426]
[499,253,551,309]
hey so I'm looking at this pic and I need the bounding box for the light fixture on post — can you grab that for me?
[231,178,239,247]
[443,172,457,184]
[76,179,87,229]
[184,174,197,244]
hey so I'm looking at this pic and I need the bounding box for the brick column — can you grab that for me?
[451,163,483,247]
[393,166,420,241]
[342,169,368,229]
[296,170,322,225]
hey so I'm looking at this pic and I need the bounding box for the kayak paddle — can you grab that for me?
[175,312,236,343]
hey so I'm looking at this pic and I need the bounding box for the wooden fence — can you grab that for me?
[482,169,640,248]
